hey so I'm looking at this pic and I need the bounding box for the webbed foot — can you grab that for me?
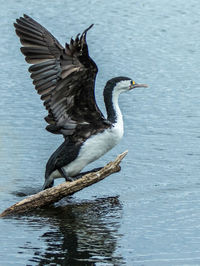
[73,167,103,180]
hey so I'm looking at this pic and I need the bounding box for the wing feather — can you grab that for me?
[14,15,109,142]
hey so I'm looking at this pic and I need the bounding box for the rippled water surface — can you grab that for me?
[1,0,200,265]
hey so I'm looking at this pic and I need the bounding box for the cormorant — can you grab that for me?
[14,15,147,189]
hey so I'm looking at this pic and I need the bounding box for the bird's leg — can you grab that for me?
[58,168,74,182]
[73,167,103,180]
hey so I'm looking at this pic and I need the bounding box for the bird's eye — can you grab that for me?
[131,80,135,86]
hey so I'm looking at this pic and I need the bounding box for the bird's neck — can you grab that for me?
[104,90,123,126]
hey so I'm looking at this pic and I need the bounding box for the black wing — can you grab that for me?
[14,15,109,142]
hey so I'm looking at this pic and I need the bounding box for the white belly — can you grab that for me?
[63,123,124,176]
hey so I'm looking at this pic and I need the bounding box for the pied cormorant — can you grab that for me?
[14,15,148,190]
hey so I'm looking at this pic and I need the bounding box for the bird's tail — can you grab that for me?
[42,172,54,190]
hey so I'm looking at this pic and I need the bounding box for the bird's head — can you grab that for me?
[104,76,148,97]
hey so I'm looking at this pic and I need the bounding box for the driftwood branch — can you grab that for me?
[0,151,128,217]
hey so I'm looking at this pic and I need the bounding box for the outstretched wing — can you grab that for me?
[14,14,109,142]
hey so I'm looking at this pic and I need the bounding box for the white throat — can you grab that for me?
[112,89,123,127]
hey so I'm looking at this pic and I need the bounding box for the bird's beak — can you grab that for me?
[130,83,148,90]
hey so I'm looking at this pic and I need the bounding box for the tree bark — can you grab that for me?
[0,151,128,217]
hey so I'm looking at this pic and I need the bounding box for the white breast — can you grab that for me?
[63,121,124,176]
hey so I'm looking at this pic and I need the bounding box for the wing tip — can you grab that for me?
[23,14,29,19]
[82,24,94,37]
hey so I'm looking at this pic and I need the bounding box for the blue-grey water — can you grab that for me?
[0,0,200,265]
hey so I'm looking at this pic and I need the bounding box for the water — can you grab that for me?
[0,0,200,265]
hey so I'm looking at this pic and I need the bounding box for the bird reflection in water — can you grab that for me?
[20,196,124,265]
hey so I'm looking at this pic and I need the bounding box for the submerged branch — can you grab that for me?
[0,151,128,217]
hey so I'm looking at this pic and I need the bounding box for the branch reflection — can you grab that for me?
[27,196,124,265]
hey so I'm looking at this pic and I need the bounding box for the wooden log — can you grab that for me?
[0,151,128,217]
